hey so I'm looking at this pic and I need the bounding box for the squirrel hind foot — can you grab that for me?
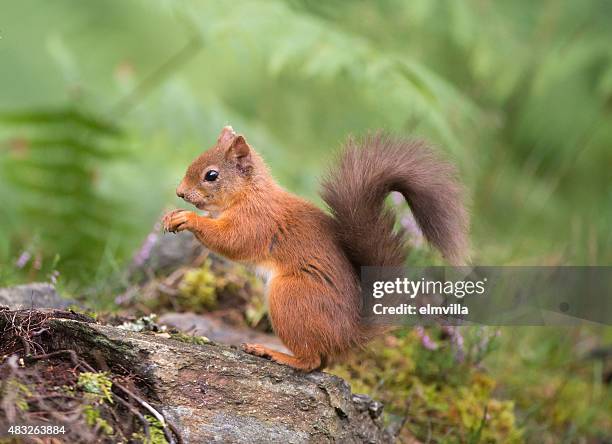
[241,343,322,372]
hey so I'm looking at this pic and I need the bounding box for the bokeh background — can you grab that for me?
[0,1,610,442]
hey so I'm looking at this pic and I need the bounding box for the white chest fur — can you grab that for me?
[254,264,275,305]
[254,264,276,284]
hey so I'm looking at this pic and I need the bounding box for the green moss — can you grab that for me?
[131,414,168,444]
[171,332,210,345]
[175,258,266,318]
[177,259,219,310]
[83,403,114,436]
[67,304,98,320]
[77,371,113,404]
[118,313,159,332]
[138,257,266,320]
[330,327,522,443]
[76,372,115,437]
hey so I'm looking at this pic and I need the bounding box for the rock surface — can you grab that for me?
[129,231,206,278]
[2,309,392,443]
[158,312,289,353]
[0,232,392,442]
[0,283,75,310]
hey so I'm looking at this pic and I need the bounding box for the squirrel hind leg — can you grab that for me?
[242,343,323,372]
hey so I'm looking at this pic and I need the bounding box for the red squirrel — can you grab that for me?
[163,126,468,371]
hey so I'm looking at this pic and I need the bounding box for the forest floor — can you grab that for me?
[1,229,610,443]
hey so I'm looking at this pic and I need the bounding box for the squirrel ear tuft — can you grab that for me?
[217,125,237,146]
[226,135,253,173]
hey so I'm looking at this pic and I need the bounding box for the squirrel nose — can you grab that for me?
[176,188,185,199]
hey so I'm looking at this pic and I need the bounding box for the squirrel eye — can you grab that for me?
[204,170,219,182]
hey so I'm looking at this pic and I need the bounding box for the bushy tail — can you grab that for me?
[321,133,469,267]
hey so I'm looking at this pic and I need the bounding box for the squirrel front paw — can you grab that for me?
[162,209,195,233]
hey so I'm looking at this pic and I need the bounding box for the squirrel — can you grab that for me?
[162,126,468,372]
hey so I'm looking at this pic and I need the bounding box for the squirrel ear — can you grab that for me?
[228,135,250,158]
[226,135,253,174]
[217,125,237,147]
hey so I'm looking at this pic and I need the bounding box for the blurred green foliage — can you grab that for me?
[0,1,610,442]
[1,0,610,282]
[332,325,612,443]
[0,108,127,278]
[332,327,523,443]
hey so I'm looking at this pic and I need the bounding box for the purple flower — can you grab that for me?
[133,232,158,267]
[15,251,31,269]
[453,328,464,348]
[443,326,465,362]
[416,326,438,350]
[49,270,60,285]
[390,191,404,205]
[390,192,424,247]
[400,212,424,247]
[115,287,137,305]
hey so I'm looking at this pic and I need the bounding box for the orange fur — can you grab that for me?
[163,126,468,371]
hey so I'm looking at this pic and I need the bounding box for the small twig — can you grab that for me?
[106,403,129,443]
[5,312,184,443]
[30,327,49,337]
[193,250,210,267]
[41,394,80,400]
[157,283,180,296]
[113,395,151,442]
[24,350,81,367]
[113,381,181,444]
[20,337,31,356]
[26,349,182,443]
[166,420,184,444]
[164,267,188,287]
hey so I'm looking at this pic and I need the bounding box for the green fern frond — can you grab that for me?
[154,0,480,153]
[0,108,122,136]
[0,106,126,279]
